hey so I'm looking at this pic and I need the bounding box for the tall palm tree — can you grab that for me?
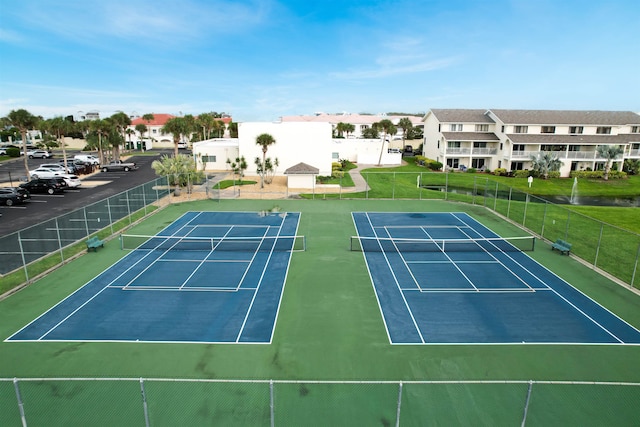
[228,121,238,138]
[134,124,147,150]
[162,117,187,157]
[398,117,413,151]
[376,119,397,166]
[344,123,355,138]
[530,152,563,179]
[125,128,135,151]
[255,133,276,188]
[4,109,39,178]
[597,145,624,180]
[109,112,131,159]
[197,113,216,140]
[46,116,74,169]
[335,122,348,138]
[142,113,155,148]
[89,119,112,164]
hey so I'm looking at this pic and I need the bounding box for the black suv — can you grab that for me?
[19,178,65,195]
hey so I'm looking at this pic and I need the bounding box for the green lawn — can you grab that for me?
[1,199,639,425]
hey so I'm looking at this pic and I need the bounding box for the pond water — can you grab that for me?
[423,186,640,207]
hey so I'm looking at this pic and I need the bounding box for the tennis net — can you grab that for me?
[350,235,535,253]
[121,234,306,252]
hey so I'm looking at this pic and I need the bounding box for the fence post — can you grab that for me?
[392,172,396,199]
[18,231,30,283]
[107,197,114,235]
[507,187,512,218]
[13,378,27,427]
[83,206,90,237]
[445,171,448,200]
[540,202,548,238]
[493,181,499,211]
[126,190,132,225]
[140,378,150,427]
[142,183,148,216]
[631,243,640,288]
[594,223,604,268]
[564,211,571,240]
[55,217,64,263]
[395,381,403,427]
[270,379,275,427]
[365,173,369,199]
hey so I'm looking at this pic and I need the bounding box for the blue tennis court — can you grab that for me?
[8,211,302,344]
[352,212,640,345]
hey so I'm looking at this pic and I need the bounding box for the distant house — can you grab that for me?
[128,114,232,150]
[422,109,640,177]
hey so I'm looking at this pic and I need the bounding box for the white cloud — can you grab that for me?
[330,56,459,80]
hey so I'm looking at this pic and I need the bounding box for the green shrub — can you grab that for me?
[547,171,560,179]
[513,170,530,178]
[331,162,342,170]
[466,168,476,174]
[493,168,507,176]
[427,161,442,171]
[6,147,20,157]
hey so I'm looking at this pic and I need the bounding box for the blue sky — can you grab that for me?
[1,0,638,121]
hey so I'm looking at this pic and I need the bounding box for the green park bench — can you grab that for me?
[86,236,105,252]
[551,239,572,255]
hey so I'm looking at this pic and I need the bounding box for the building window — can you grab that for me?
[511,162,524,171]
[202,155,216,163]
[447,141,461,148]
[473,142,487,148]
[513,144,525,151]
[568,145,581,151]
[569,126,584,134]
[449,124,463,131]
[500,143,503,150]
[514,126,528,133]
[471,158,485,169]
[596,126,611,134]
[437,140,440,148]
[541,145,565,151]
[446,158,459,168]
[631,126,640,133]
[475,124,489,132]
[361,125,369,130]
[332,152,339,160]
[152,129,157,134]
[438,124,441,132]
[541,126,556,134]
[501,126,505,133]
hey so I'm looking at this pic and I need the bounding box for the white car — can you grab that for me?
[28,149,52,159]
[60,174,82,188]
[41,163,71,173]
[30,167,65,179]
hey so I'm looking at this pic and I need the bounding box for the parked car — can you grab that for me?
[19,179,65,194]
[101,160,137,172]
[58,160,83,174]
[178,141,188,149]
[60,174,82,188]
[0,187,31,206]
[29,167,65,179]
[28,149,52,159]
[0,148,6,155]
[74,154,100,165]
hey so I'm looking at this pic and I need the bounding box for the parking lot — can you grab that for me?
[0,151,169,237]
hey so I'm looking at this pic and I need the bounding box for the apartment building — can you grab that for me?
[422,109,640,177]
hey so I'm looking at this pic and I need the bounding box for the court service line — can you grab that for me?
[232,230,272,292]
[455,225,536,291]
[452,213,627,343]
[177,228,234,290]
[420,228,479,292]
[364,213,426,344]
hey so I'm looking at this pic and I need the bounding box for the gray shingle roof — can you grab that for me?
[441,132,499,141]
[284,162,319,175]
[490,110,640,125]
[430,109,493,123]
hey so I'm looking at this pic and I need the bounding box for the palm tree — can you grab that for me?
[152,154,201,194]
[228,121,238,138]
[335,122,349,138]
[197,113,216,140]
[530,152,563,179]
[125,128,135,151]
[4,109,39,178]
[398,117,413,151]
[344,123,355,138]
[597,145,624,180]
[255,133,276,188]
[89,119,112,164]
[135,124,147,150]
[142,113,155,148]
[161,117,187,157]
[46,116,74,169]
[109,112,131,159]
[376,119,397,166]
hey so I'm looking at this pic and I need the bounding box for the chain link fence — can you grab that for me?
[0,176,171,281]
[2,378,638,426]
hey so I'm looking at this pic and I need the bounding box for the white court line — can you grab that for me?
[362,213,425,344]
[453,213,629,343]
